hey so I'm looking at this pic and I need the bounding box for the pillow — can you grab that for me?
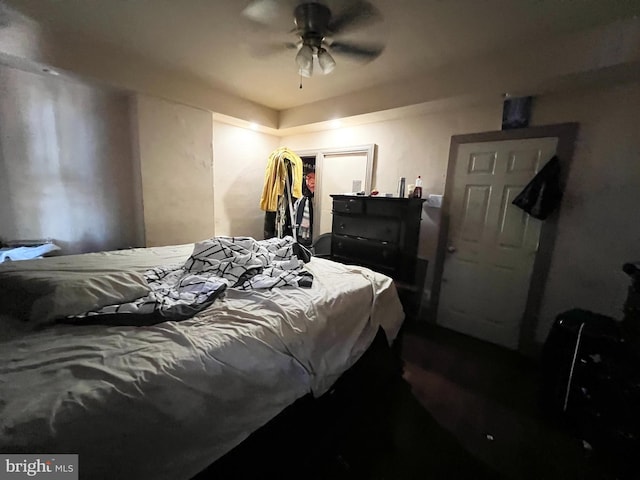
[0,270,150,325]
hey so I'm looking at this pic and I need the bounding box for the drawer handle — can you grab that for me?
[340,223,345,229]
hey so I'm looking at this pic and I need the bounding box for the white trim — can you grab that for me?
[295,144,376,241]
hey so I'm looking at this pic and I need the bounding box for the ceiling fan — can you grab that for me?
[242,0,385,78]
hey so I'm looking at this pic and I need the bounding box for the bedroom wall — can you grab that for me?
[530,81,640,342]
[212,122,279,239]
[280,102,502,287]
[133,94,215,247]
[0,2,279,130]
[281,81,640,345]
[0,65,143,254]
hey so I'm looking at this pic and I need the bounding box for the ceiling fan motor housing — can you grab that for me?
[294,2,331,48]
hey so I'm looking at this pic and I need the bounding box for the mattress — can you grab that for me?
[0,244,404,480]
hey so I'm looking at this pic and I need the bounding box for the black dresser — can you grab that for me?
[330,195,425,317]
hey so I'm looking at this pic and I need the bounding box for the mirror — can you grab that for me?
[295,144,375,242]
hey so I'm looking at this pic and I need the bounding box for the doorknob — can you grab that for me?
[447,245,456,253]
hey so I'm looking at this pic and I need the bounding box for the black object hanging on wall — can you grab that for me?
[502,95,533,130]
[511,155,562,220]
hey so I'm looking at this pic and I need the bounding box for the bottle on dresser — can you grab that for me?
[412,176,423,198]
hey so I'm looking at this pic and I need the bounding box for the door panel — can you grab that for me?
[498,185,530,249]
[437,137,558,349]
[468,151,497,174]
[460,185,491,242]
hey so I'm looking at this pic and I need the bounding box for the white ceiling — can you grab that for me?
[6,0,640,111]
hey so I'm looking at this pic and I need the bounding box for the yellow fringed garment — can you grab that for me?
[260,147,303,212]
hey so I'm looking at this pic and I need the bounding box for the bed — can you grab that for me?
[0,237,404,480]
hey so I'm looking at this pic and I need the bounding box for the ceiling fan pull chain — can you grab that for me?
[299,72,303,90]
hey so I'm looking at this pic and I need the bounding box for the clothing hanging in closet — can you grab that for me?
[260,147,303,212]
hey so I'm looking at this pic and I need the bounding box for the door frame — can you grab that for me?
[431,123,578,356]
[295,144,376,241]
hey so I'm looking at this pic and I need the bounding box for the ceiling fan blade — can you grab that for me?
[329,41,384,62]
[247,41,298,58]
[241,0,299,30]
[328,0,382,35]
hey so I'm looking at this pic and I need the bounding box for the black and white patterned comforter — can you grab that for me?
[66,236,312,325]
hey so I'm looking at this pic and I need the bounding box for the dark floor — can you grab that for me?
[198,323,629,480]
[392,322,616,480]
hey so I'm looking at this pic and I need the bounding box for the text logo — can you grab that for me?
[1,455,77,480]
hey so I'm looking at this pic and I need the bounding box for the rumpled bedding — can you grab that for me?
[0,245,404,480]
[64,236,312,326]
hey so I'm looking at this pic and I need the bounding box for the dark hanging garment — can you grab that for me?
[263,211,277,239]
[512,155,563,220]
[262,162,296,240]
[294,195,314,247]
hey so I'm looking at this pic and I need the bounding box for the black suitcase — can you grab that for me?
[541,309,620,415]
[541,309,640,479]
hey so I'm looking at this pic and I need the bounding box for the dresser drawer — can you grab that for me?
[332,214,400,243]
[332,235,398,269]
[332,197,364,214]
[365,199,409,217]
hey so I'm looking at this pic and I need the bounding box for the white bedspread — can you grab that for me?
[0,246,404,480]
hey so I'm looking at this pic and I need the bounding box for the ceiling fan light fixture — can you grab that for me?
[299,65,313,78]
[295,44,313,70]
[317,48,336,74]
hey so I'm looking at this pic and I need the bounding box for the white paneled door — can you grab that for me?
[437,137,558,349]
